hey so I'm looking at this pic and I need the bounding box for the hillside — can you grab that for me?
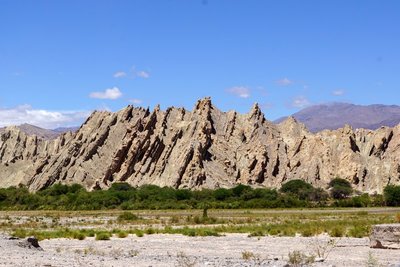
[0,98,399,193]
[0,124,78,140]
[275,103,400,132]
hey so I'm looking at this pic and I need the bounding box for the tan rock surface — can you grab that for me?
[1,98,400,192]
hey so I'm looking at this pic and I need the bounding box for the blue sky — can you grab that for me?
[1,0,399,128]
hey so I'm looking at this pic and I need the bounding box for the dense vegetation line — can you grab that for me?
[0,178,399,210]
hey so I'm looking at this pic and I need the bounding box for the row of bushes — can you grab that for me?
[0,178,398,210]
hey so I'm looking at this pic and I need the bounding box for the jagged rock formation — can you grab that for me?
[1,98,400,193]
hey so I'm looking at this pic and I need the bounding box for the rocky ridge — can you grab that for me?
[1,98,400,193]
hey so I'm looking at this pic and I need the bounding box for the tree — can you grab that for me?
[384,185,400,206]
[109,183,134,192]
[232,184,252,197]
[329,177,353,199]
[280,179,314,200]
[213,188,232,201]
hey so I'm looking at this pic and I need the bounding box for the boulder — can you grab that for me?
[17,236,43,251]
[370,224,400,249]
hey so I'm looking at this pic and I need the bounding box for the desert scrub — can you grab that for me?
[117,212,139,222]
[134,229,144,237]
[347,225,370,238]
[145,228,156,235]
[329,227,345,237]
[287,250,315,267]
[72,231,86,240]
[117,231,128,238]
[242,251,255,260]
[95,232,111,241]
[248,229,265,237]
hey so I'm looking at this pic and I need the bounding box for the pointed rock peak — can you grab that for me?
[279,116,308,133]
[153,104,161,113]
[281,116,298,124]
[251,102,260,111]
[341,124,354,134]
[121,105,134,113]
[194,97,213,111]
[249,102,264,120]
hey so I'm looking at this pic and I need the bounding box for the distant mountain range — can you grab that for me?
[275,103,400,132]
[0,124,79,140]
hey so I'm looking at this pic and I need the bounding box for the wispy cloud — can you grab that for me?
[113,71,127,78]
[226,86,251,98]
[136,71,150,79]
[129,98,143,105]
[276,78,293,86]
[291,96,311,109]
[332,89,345,96]
[89,87,122,100]
[0,105,90,129]
[113,68,150,79]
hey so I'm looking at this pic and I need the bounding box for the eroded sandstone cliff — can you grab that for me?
[1,98,399,193]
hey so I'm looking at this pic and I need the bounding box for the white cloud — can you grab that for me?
[113,71,127,78]
[0,105,90,129]
[332,89,345,96]
[89,87,122,100]
[136,71,150,79]
[129,99,143,105]
[226,86,251,98]
[276,78,293,86]
[291,96,311,109]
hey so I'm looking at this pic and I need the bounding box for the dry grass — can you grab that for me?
[1,208,398,240]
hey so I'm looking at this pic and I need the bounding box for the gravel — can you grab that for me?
[1,234,400,266]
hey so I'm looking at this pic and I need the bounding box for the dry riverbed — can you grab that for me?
[1,233,400,267]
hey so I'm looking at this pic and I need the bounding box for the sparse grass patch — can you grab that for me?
[176,251,197,267]
[95,232,111,241]
[135,229,144,237]
[248,229,265,237]
[242,251,255,260]
[117,212,139,222]
[117,231,128,238]
[287,250,315,267]
[72,231,86,240]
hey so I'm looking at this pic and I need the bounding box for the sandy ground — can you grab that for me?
[1,234,400,267]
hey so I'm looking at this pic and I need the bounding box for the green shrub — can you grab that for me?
[117,231,128,238]
[95,232,111,241]
[329,227,345,237]
[347,225,370,238]
[232,184,252,197]
[213,188,232,201]
[72,232,86,240]
[176,189,192,200]
[280,179,318,200]
[109,182,134,191]
[384,185,400,206]
[117,212,139,221]
[135,230,144,237]
[145,228,156,235]
[248,230,265,237]
[329,178,353,199]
